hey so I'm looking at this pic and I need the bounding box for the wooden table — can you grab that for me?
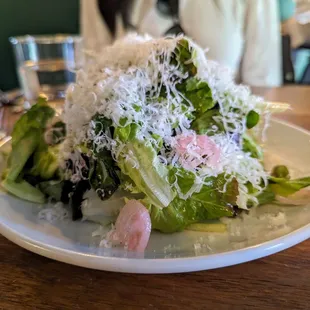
[1,86,310,310]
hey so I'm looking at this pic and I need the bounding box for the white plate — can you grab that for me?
[0,119,310,273]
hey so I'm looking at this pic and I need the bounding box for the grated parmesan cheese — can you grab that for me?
[38,202,68,223]
[62,34,271,208]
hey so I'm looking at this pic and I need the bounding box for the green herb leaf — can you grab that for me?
[269,176,310,197]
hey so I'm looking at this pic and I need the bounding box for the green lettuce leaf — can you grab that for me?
[90,158,120,200]
[2,178,45,204]
[115,124,175,209]
[6,128,40,181]
[90,114,120,200]
[147,175,237,233]
[184,78,216,115]
[39,180,63,201]
[5,98,56,181]
[173,39,197,76]
[2,98,59,203]
[173,39,216,118]
[11,97,55,146]
[256,187,276,205]
[242,133,263,160]
[147,197,209,233]
[191,108,224,135]
[30,144,59,180]
[168,167,196,198]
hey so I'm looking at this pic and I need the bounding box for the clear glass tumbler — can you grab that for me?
[9,34,83,104]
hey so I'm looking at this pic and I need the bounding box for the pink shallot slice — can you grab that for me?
[107,200,151,252]
[174,133,220,169]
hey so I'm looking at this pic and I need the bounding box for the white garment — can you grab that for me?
[81,0,282,87]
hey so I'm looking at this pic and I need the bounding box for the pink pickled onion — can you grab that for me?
[174,133,220,169]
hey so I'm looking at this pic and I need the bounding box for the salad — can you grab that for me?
[2,35,310,252]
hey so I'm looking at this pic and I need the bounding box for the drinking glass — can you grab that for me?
[9,34,83,105]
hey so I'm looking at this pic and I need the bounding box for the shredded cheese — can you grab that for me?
[62,34,271,208]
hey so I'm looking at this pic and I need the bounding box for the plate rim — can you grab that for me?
[1,217,309,273]
[0,118,310,273]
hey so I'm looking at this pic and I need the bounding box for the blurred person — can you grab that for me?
[280,0,298,83]
[82,0,282,87]
[280,0,310,84]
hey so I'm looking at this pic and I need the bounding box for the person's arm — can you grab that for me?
[280,0,305,49]
[241,0,282,87]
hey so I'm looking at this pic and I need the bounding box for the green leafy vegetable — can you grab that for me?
[269,176,310,197]
[174,39,217,119]
[168,167,196,198]
[242,133,263,160]
[147,197,209,233]
[191,108,224,135]
[2,98,59,203]
[173,41,216,118]
[150,133,163,153]
[255,166,310,205]
[194,175,239,207]
[147,175,237,233]
[2,178,45,203]
[119,139,176,209]
[92,114,113,135]
[90,159,120,200]
[174,39,197,76]
[115,124,175,209]
[114,124,132,142]
[256,187,276,205]
[6,129,40,181]
[90,114,120,200]
[39,180,64,201]
[183,78,216,116]
[30,144,59,180]
[6,97,56,181]
[11,97,55,146]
